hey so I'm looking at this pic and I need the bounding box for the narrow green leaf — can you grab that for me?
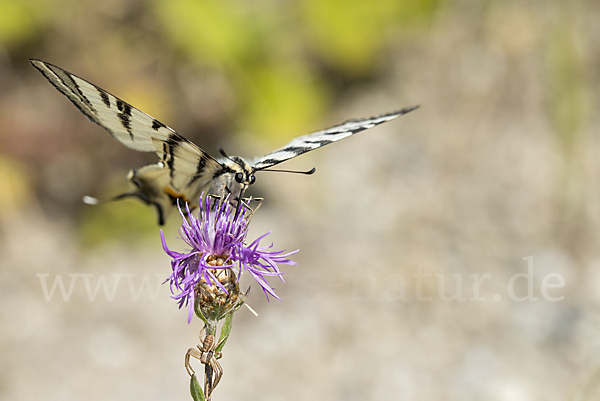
[190,374,205,401]
[216,312,234,353]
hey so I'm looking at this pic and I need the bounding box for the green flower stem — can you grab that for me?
[205,321,217,337]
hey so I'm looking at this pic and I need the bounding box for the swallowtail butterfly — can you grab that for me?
[30,59,418,225]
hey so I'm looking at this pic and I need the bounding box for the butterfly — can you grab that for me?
[30,59,418,225]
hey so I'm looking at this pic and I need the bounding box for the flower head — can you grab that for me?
[162,197,297,322]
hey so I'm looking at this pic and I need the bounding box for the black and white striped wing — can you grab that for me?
[251,106,419,171]
[29,59,222,199]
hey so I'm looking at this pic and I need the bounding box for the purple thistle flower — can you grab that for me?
[161,196,298,322]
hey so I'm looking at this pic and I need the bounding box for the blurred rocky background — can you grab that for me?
[1,0,600,400]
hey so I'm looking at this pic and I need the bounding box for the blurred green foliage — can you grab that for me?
[545,23,587,158]
[0,155,33,219]
[152,0,439,140]
[543,16,589,230]
[0,0,38,45]
[239,62,328,141]
[78,178,161,247]
[79,198,161,247]
[0,0,71,46]
[153,0,260,67]
[301,0,439,76]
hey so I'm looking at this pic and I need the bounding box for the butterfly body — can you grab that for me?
[30,59,418,225]
[119,155,254,224]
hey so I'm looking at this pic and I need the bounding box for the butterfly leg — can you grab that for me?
[204,193,262,222]
[240,197,263,221]
[207,193,224,202]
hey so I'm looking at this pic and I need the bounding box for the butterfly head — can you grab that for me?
[215,155,256,202]
[233,161,256,187]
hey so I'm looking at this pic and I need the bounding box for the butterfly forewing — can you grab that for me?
[30,59,223,223]
[32,59,159,151]
[251,106,419,171]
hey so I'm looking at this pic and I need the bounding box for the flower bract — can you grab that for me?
[162,197,297,322]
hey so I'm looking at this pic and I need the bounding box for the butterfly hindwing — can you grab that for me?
[251,106,419,171]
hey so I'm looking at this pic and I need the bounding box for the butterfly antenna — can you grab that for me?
[260,167,316,175]
[218,146,229,158]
